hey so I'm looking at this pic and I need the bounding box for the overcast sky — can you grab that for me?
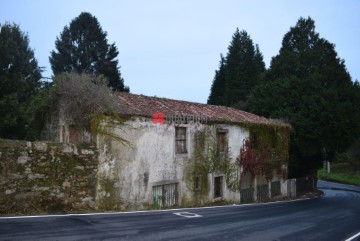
[1,0,359,103]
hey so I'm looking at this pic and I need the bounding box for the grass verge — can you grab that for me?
[318,168,360,186]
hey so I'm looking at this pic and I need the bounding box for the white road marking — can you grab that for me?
[0,196,320,220]
[345,231,360,241]
[173,212,202,218]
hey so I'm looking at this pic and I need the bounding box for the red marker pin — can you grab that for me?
[152,113,165,124]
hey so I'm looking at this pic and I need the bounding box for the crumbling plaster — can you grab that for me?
[95,117,250,209]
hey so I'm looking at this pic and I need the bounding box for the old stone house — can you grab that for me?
[58,93,290,210]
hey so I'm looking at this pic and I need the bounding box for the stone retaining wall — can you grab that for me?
[0,139,98,215]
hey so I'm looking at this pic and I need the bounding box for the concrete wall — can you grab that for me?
[95,117,250,210]
[281,179,296,198]
[0,139,98,215]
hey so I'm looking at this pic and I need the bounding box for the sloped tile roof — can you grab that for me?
[116,93,288,127]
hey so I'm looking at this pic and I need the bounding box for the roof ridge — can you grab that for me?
[116,92,290,127]
[117,92,251,113]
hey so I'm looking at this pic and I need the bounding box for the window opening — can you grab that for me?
[175,127,187,154]
[217,130,228,162]
[217,131,227,153]
[194,176,201,191]
[214,176,223,198]
[152,183,178,207]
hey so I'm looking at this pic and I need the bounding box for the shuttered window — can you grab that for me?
[217,130,228,163]
[217,131,227,153]
[175,127,187,154]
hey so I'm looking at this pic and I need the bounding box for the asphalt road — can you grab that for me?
[0,180,359,241]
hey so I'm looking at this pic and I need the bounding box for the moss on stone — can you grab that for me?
[95,178,123,211]
[0,139,98,215]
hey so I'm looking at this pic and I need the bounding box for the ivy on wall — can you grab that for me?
[187,122,290,200]
[186,127,241,198]
[238,124,290,181]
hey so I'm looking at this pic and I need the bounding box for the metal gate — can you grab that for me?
[271,181,281,197]
[257,184,270,202]
[152,183,178,207]
[240,187,254,203]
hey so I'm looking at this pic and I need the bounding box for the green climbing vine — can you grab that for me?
[186,127,241,196]
[187,123,290,198]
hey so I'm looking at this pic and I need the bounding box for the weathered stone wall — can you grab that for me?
[0,139,98,215]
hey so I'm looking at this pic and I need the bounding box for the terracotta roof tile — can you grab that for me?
[116,93,288,127]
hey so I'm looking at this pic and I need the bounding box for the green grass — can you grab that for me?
[318,168,360,186]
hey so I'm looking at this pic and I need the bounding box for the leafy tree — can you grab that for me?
[26,73,122,141]
[248,17,359,177]
[49,12,129,92]
[207,29,265,109]
[24,83,54,140]
[53,72,119,129]
[0,23,42,139]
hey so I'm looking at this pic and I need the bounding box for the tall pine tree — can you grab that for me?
[249,17,359,177]
[208,54,226,105]
[207,29,265,110]
[50,12,129,92]
[0,23,42,139]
